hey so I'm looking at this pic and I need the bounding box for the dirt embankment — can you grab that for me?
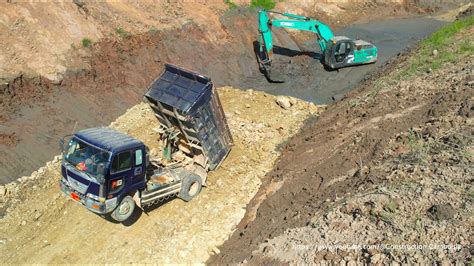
[1,0,434,81]
[0,87,323,263]
[210,17,473,264]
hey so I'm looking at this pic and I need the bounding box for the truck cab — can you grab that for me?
[60,128,147,217]
[60,64,233,223]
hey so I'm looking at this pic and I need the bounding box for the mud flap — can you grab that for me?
[132,191,142,210]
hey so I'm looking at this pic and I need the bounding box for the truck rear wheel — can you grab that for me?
[111,195,135,222]
[179,173,202,202]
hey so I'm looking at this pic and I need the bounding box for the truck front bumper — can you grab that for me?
[60,179,108,214]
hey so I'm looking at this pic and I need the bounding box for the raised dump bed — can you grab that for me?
[144,64,233,170]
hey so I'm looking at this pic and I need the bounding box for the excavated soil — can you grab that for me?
[210,25,474,264]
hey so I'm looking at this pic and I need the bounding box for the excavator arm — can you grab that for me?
[258,10,334,68]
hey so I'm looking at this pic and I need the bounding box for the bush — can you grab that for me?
[81,38,92,47]
[115,27,131,38]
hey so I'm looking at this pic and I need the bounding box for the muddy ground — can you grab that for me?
[0,6,454,184]
[210,20,473,264]
[241,17,446,103]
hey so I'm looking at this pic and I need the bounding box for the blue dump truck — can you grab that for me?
[59,64,233,222]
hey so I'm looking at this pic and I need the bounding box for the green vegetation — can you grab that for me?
[81,38,92,47]
[383,200,399,213]
[224,0,280,10]
[115,27,131,38]
[396,15,474,79]
[468,186,474,203]
[149,26,159,34]
[250,0,277,10]
[224,0,237,9]
[405,132,431,164]
[349,16,473,108]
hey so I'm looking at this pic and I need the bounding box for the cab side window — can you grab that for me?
[111,151,131,173]
[135,149,143,166]
[336,42,346,54]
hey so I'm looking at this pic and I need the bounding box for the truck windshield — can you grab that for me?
[63,138,109,178]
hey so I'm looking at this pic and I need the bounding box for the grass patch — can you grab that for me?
[404,132,431,164]
[224,0,238,9]
[383,200,399,213]
[250,0,277,10]
[115,27,131,38]
[81,38,92,48]
[395,15,474,79]
[149,26,159,34]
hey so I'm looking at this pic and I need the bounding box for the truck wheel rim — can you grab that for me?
[119,201,130,215]
[189,182,199,196]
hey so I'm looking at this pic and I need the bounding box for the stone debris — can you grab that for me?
[276,96,292,109]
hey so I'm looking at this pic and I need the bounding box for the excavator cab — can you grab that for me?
[324,37,377,70]
[324,37,355,69]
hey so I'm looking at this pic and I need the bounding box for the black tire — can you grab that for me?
[111,195,135,222]
[179,173,202,202]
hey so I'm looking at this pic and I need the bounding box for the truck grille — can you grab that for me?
[67,176,88,194]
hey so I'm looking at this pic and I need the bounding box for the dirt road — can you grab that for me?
[0,87,322,263]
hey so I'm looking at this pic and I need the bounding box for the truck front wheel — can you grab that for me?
[179,173,202,202]
[111,195,135,222]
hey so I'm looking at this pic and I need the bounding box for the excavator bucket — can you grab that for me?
[262,65,285,83]
[255,43,285,83]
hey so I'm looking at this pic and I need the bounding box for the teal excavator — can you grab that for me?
[258,10,378,82]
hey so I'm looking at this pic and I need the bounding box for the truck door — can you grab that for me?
[132,148,145,184]
[108,150,133,198]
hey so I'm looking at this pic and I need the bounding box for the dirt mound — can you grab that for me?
[0,1,228,81]
[0,87,323,263]
[210,23,473,264]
